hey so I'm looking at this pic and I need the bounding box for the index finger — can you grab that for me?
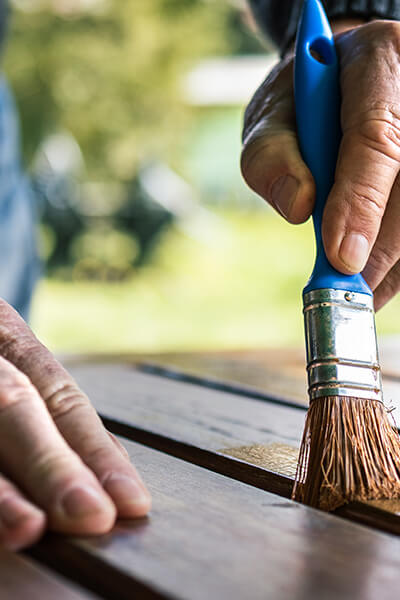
[241,58,315,224]
[0,301,151,518]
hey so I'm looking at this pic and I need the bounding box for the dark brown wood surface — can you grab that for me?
[14,348,400,600]
[118,344,400,411]
[0,549,97,599]
[67,361,400,534]
[62,349,309,408]
[140,349,308,406]
[31,438,400,600]
[69,363,304,496]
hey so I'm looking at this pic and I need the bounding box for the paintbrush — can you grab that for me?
[291,0,400,511]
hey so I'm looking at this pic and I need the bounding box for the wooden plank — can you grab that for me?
[139,349,308,407]
[134,346,400,411]
[0,549,97,600]
[31,438,400,600]
[61,342,400,409]
[60,350,308,409]
[69,363,304,449]
[68,362,400,535]
[139,359,400,416]
[70,363,305,496]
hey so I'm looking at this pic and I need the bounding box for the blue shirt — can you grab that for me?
[0,77,38,319]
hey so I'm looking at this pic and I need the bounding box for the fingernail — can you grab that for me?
[271,175,299,218]
[62,486,107,519]
[0,496,37,527]
[104,475,150,510]
[339,232,369,272]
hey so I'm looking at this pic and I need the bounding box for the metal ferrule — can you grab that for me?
[303,289,382,402]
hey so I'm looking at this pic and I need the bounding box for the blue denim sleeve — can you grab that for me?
[0,77,39,320]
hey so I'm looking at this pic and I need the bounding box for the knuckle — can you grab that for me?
[243,57,292,140]
[379,271,400,300]
[369,244,398,274]
[241,118,280,165]
[354,21,400,61]
[82,434,131,474]
[241,130,299,194]
[0,479,19,504]
[107,431,130,460]
[0,309,37,362]
[348,183,386,223]
[100,470,131,488]
[356,108,400,161]
[240,136,273,196]
[383,20,400,49]
[83,444,116,473]
[0,299,21,326]
[45,382,89,421]
[0,336,44,380]
[0,370,37,413]
[28,448,81,484]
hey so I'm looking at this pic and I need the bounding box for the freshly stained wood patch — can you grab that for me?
[31,438,400,600]
[221,442,299,478]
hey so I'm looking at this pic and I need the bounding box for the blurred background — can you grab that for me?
[5,0,400,354]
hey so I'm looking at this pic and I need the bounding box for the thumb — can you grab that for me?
[322,112,400,274]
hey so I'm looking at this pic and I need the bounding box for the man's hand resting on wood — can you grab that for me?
[0,300,151,550]
[241,20,400,310]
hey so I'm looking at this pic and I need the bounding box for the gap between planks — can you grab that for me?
[100,416,400,538]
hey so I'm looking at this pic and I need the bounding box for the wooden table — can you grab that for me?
[8,343,400,600]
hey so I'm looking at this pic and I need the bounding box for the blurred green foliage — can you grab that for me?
[5,0,261,178]
[4,1,267,284]
[31,210,314,352]
[31,209,400,353]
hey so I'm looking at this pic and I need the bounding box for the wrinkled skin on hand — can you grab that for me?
[241,20,400,310]
[0,300,151,550]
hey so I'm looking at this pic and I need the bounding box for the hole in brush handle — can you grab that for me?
[308,36,336,65]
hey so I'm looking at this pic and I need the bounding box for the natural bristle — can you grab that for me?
[292,396,400,511]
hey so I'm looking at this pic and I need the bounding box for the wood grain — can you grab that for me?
[135,348,400,431]
[31,438,400,600]
[60,342,400,409]
[139,349,308,407]
[68,362,400,535]
[0,549,96,599]
[133,346,400,412]
[70,363,305,449]
[69,363,303,495]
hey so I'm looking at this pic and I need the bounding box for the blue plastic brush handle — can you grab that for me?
[295,0,371,296]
